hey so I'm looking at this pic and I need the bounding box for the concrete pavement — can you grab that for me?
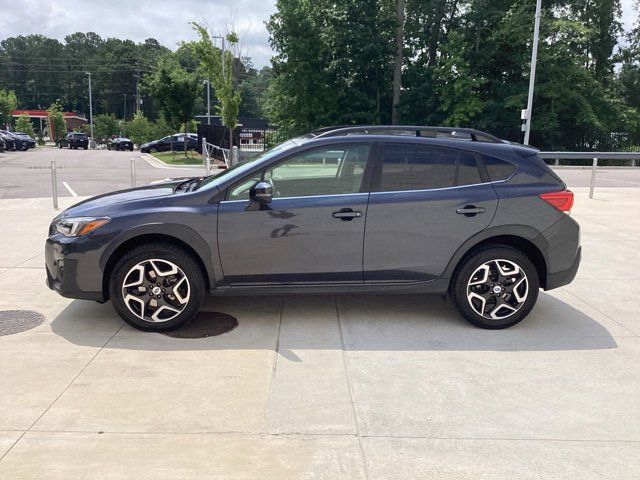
[0,188,639,478]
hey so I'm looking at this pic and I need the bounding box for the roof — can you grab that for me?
[312,125,502,143]
[11,109,87,120]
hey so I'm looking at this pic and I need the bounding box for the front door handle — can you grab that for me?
[332,208,362,221]
[456,205,485,217]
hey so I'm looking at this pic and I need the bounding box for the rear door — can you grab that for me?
[217,142,373,285]
[364,142,498,282]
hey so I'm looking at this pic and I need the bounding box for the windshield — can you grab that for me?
[195,138,302,191]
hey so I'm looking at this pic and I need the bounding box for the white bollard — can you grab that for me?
[202,137,210,176]
[589,157,598,199]
[51,159,58,210]
[232,146,240,166]
[131,158,136,187]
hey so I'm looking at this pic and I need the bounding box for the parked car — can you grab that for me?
[59,132,89,149]
[13,131,36,149]
[46,125,581,332]
[107,137,134,151]
[140,133,198,153]
[0,137,4,152]
[0,131,18,151]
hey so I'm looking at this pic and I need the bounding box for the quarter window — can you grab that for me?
[483,155,516,181]
[378,144,482,192]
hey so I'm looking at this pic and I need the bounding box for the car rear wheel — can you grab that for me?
[109,243,205,332]
[450,245,539,329]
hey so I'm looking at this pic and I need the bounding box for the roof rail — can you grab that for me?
[312,125,502,143]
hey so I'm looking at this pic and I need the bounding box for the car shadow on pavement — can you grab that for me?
[49,290,618,353]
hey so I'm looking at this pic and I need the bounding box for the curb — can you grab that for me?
[139,152,206,170]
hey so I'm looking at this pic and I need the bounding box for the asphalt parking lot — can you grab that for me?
[0,147,206,199]
[0,149,639,478]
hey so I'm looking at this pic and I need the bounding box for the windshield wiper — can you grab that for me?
[175,177,203,192]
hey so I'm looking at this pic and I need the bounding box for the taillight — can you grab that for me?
[539,190,574,212]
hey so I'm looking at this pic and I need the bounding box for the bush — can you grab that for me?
[93,114,119,142]
[15,113,35,138]
[47,102,67,144]
[125,112,154,146]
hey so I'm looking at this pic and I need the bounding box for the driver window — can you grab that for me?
[228,143,370,200]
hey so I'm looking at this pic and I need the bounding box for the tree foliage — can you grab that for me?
[266,0,640,149]
[191,23,242,147]
[144,57,201,151]
[93,113,119,142]
[0,89,17,129]
[15,113,35,138]
[46,101,67,143]
[266,0,394,131]
[125,112,154,146]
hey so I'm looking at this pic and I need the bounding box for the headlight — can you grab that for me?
[54,217,110,237]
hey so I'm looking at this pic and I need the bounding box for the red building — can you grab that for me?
[11,109,88,138]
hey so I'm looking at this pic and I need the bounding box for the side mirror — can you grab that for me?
[249,181,273,205]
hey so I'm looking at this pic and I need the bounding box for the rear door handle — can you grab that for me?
[332,208,362,221]
[456,205,485,216]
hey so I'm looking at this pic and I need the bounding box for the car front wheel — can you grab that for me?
[109,243,205,332]
[451,245,539,329]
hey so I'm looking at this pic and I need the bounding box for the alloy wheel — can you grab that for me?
[466,259,529,320]
[121,259,190,323]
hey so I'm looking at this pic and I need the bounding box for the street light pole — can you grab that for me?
[85,72,94,142]
[204,80,211,125]
[523,0,542,145]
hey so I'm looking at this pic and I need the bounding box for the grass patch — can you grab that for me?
[150,150,203,166]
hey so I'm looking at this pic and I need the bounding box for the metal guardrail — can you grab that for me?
[539,152,640,199]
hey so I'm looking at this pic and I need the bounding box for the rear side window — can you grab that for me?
[483,155,516,181]
[378,144,482,192]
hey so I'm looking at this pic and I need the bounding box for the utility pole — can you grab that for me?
[135,69,141,115]
[123,93,127,121]
[391,0,405,125]
[204,80,211,125]
[523,0,542,145]
[85,72,94,141]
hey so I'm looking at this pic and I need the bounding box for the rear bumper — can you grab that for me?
[545,245,581,290]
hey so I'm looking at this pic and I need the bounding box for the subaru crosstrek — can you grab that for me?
[46,126,581,331]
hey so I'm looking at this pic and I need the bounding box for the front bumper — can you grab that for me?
[45,236,106,302]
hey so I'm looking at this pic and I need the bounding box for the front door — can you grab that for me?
[364,143,498,282]
[218,143,372,285]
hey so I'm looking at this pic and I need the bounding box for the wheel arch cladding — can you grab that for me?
[101,229,213,300]
[447,232,548,290]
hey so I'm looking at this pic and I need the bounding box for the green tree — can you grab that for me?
[239,66,272,118]
[47,101,67,144]
[15,113,35,138]
[265,0,394,131]
[93,113,119,142]
[0,89,17,130]
[191,24,242,149]
[144,57,201,152]
[125,112,154,146]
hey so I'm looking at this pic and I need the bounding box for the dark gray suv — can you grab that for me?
[46,126,580,331]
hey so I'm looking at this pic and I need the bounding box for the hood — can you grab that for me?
[60,179,187,218]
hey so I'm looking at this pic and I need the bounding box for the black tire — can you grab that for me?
[109,243,205,332]
[450,245,539,329]
[84,145,88,150]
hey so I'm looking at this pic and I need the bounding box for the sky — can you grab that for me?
[0,0,278,67]
[0,0,637,69]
